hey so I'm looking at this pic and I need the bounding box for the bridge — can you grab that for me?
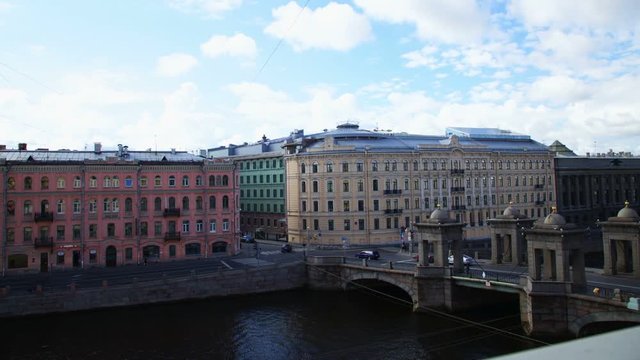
[306,255,640,338]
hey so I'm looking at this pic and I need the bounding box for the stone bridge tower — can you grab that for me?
[522,207,588,336]
[600,201,640,278]
[488,203,535,265]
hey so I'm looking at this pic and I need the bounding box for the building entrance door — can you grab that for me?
[105,246,117,267]
[40,252,48,272]
[73,250,81,268]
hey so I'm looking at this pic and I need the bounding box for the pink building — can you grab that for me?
[0,143,239,273]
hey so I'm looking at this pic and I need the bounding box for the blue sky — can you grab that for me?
[1,0,639,155]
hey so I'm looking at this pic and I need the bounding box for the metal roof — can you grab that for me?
[0,150,206,163]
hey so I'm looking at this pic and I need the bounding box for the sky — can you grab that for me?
[1,0,639,155]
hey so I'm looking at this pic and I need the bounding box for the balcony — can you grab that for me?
[34,212,54,222]
[535,200,545,205]
[164,232,181,241]
[450,187,466,193]
[383,189,403,195]
[534,184,545,189]
[34,236,54,248]
[384,209,403,214]
[452,205,467,211]
[163,208,181,217]
[450,169,465,175]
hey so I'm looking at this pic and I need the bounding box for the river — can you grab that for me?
[2,287,544,359]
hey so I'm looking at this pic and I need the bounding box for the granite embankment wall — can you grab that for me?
[0,262,307,318]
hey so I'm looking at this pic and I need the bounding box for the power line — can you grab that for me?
[253,0,311,81]
[0,61,62,95]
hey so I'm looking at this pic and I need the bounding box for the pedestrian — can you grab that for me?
[593,287,600,296]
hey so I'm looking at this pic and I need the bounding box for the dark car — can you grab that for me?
[355,250,380,260]
[281,244,293,253]
[241,235,255,243]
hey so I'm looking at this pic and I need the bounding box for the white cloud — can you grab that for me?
[508,0,640,31]
[264,1,372,51]
[156,53,198,77]
[167,0,242,18]
[402,45,440,68]
[355,0,491,45]
[200,33,257,59]
[527,75,590,106]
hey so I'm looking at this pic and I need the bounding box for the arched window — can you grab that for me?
[209,175,215,186]
[154,197,162,211]
[112,176,119,187]
[195,175,202,186]
[222,195,229,209]
[73,176,81,188]
[312,162,318,173]
[301,181,306,193]
[168,197,176,209]
[24,177,32,190]
[196,196,203,210]
[24,200,33,214]
[182,175,189,186]
[125,198,133,212]
[41,176,49,190]
[7,177,15,190]
[89,176,97,188]
[103,176,111,188]
[103,199,111,212]
[301,163,306,174]
[57,177,65,189]
[209,196,216,209]
[313,181,318,192]
[168,176,176,186]
[222,175,229,186]
[140,197,148,212]
[112,198,119,212]
[182,196,190,210]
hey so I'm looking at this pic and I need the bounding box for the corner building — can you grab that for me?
[1,144,238,273]
[283,124,555,246]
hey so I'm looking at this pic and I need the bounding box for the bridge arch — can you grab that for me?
[570,311,640,337]
[342,271,417,307]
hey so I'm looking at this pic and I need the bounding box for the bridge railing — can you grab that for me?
[586,285,639,302]
[452,268,522,285]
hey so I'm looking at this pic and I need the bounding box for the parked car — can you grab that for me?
[448,254,474,265]
[241,235,255,243]
[281,244,293,253]
[355,250,380,260]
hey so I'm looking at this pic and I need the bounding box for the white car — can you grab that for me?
[448,254,474,265]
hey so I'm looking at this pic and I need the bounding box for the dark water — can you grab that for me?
[1,288,543,360]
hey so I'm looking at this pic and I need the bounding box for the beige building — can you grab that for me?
[283,125,555,246]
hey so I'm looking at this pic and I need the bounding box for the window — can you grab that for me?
[155,176,162,186]
[57,252,65,265]
[155,222,162,235]
[182,220,190,233]
[56,177,65,189]
[125,198,133,212]
[112,198,119,212]
[328,200,334,212]
[56,200,64,214]
[125,248,133,260]
[222,219,229,231]
[140,176,148,187]
[312,162,318,173]
[196,176,203,186]
[301,181,306,193]
[301,163,306,174]
[140,198,148,212]
[209,220,217,232]
[41,176,49,190]
[328,220,334,231]
[107,223,115,237]
[196,196,203,210]
[343,181,349,192]
[125,176,133,187]
[222,175,229,186]
[326,162,333,172]
[89,176,97,188]
[196,220,204,232]
[168,175,176,186]
[24,176,32,190]
[327,181,333,193]
[342,162,349,172]
[358,200,364,211]
[125,223,133,237]
[23,227,32,242]
[88,199,97,214]
[57,225,65,240]
[154,197,162,211]
[358,180,364,192]
[344,219,351,231]
[209,196,216,209]
[140,221,148,236]
[372,161,378,171]
[169,245,176,257]
[313,181,319,193]
[112,176,120,187]
[103,176,111,188]
[372,179,379,191]
[7,200,15,216]
[182,196,190,210]
[356,162,364,172]
[182,175,189,186]
[343,200,350,212]
[222,196,229,209]
[73,200,81,214]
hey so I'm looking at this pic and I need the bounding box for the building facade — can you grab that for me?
[1,143,239,274]
[283,124,555,246]
[207,132,306,241]
[551,143,640,227]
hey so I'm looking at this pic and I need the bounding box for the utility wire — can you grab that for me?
[0,61,62,95]
[253,0,311,81]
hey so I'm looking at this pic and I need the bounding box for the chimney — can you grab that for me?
[18,143,27,150]
[94,142,102,154]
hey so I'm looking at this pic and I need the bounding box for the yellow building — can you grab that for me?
[283,124,555,246]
